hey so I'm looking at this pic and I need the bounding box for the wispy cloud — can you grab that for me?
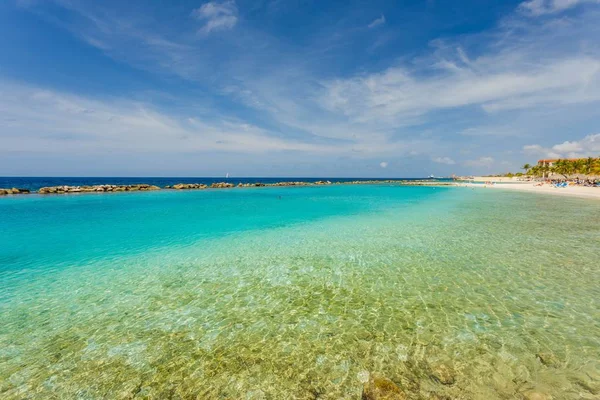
[379,161,388,168]
[464,157,494,168]
[321,57,600,123]
[519,0,600,16]
[191,1,238,35]
[0,81,329,155]
[523,134,600,158]
[368,15,386,29]
[433,157,456,165]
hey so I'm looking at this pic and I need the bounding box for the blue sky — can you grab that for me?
[1,0,600,177]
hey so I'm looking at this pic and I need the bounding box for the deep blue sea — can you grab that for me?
[1,183,599,399]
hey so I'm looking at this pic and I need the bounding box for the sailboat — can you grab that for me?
[225,173,229,179]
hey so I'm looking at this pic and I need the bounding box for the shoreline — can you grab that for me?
[459,182,600,200]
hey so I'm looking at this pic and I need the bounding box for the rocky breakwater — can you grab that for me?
[166,183,208,190]
[237,182,266,187]
[266,181,331,186]
[335,180,402,185]
[238,181,331,188]
[210,182,235,188]
[166,182,238,189]
[0,188,31,195]
[37,184,160,194]
[268,181,313,187]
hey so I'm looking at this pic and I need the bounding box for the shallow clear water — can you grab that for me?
[1,185,599,399]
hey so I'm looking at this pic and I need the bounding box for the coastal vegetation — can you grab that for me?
[492,157,600,178]
[524,157,600,178]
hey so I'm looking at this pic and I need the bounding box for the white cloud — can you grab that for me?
[519,0,600,16]
[0,81,332,155]
[523,133,600,158]
[191,1,238,35]
[464,157,494,167]
[433,157,456,165]
[460,127,523,137]
[368,15,386,29]
[379,161,388,168]
[321,57,600,124]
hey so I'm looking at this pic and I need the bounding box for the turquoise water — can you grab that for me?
[1,185,599,399]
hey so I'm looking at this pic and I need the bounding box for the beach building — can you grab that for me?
[536,158,585,167]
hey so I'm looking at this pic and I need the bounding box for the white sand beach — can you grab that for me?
[460,182,600,200]
[457,176,531,183]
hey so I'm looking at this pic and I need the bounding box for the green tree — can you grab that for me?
[572,159,585,175]
[591,158,600,175]
[583,157,594,175]
[552,159,574,179]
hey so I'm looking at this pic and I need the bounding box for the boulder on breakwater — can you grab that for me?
[269,181,312,186]
[37,184,160,194]
[0,188,31,195]
[210,182,235,188]
[237,182,266,187]
[167,183,208,190]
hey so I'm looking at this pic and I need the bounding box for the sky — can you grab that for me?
[1,0,600,177]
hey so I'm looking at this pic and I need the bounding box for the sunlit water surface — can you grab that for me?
[1,185,599,399]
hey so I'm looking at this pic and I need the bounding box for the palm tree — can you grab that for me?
[529,165,544,178]
[572,159,585,175]
[522,163,531,175]
[583,157,594,175]
[591,158,600,176]
[553,159,574,179]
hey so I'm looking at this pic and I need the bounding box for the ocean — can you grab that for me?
[1,183,599,398]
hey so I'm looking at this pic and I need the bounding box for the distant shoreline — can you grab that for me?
[0,179,452,196]
[4,178,598,200]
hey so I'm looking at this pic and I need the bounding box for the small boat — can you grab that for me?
[226,173,229,179]
[429,174,435,179]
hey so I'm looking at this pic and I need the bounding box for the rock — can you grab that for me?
[0,188,30,195]
[523,391,550,400]
[139,185,160,191]
[536,352,559,367]
[171,183,207,190]
[429,395,451,400]
[362,374,407,400]
[431,364,455,385]
[210,182,234,188]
